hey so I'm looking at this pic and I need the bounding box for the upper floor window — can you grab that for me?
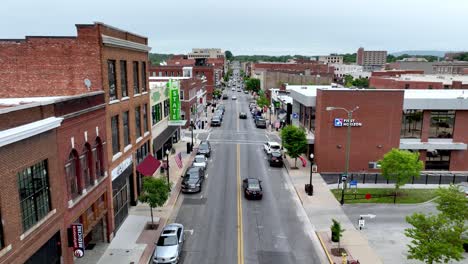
[133,62,140,95]
[135,106,142,139]
[93,137,105,179]
[163,99,169,117]
[158,72,162,77]
[111,115,120,154]
[143,104,149,132]
[0,209,4,249]
[65,150,81,200]
[18,160,51,232]
[401,110,423,138]
[108,60,117,100]
[429,110,455,138]
[152,103,162,125]
[123,111,130,146]
[120,60,128,98]
[141,62,147,92]
[81,144,93,189]
[180,91,184,100]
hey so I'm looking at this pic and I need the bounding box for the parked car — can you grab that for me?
[244,90,249,94]
[197,141,212,157]
[267,151,283,167]
[239,112,247,119]
[215,110,224,120]
[232,96,237,100]
[216,105,225,114]
[152,223,184,264]
[231,87,235,91]
[211,116,221,127]
[264,141,281,154]
[222,94,228,100]
[255,118,267,128]
[181,166,205,193]
[243,178,263,200]
[193,154,208,169]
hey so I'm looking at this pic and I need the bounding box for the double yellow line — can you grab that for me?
[236,144,244,264]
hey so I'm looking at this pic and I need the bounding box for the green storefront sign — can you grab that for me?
[167,80,186,126]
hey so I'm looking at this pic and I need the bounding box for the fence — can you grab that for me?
[321,172,468,185]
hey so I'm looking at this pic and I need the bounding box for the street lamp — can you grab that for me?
[165,149,171,191]
[326,106,359,205]
[190,120,194,153]
[308,153,314,196]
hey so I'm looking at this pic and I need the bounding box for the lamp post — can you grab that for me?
[190,120,194,153]
[326,106,359,205]
[165,149,171,191]
[308,153,314,196]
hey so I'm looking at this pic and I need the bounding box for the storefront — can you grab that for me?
[25,232,61,264]
[153,126,179,160]
[111,157,133,231]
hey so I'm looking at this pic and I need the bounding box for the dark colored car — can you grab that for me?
[243,178,263,200]
[255,118,267,128]
[181,167,205,193]
[268,151,283,167]
[197,141,212,157]
[211,116,221,127]
[222,94,228,100]
[239,112,247,119]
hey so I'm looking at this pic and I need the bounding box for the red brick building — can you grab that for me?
[0,22,153,256]
[369,74,468,89]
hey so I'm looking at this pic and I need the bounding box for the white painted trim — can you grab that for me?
[112,152,123,162]
[144,131,150,137]
[102,34,151,52]
[96,126,99,137]
[124,144,133,153]
[0,117,63,148]
[84,131,88,142]
[399,139,467,150]
[20,209,57,241]
[136,137,143,144]
[121,96,130,101]
[0,244,12,258]
[142,91,149,95]
[134,93,141,97]
[109,99,120,105]
[71,136,75,149]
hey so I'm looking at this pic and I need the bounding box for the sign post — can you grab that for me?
[358,217,365,230]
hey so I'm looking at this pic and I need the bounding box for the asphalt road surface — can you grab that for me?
[173,66,323,264]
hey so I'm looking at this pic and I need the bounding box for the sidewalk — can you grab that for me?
[283,156,383,264]
[97,139,197,264]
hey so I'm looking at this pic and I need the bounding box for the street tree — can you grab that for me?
[256,95,269,109]
[280,125,307,168]
[245,78,261,93]
[379,148,423,191]
[138,177,171,228]
[225,50,233,60]
[434,185,468,222]
[405,213,466,264]
[213,88,222,99]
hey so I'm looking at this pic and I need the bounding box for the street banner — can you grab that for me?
[167,79,187,126]
[67,223,85,258]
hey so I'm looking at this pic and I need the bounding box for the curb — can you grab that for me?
[283,157,304,205]
[316,232,334,264]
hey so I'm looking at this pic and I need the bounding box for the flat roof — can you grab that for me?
[380,74,468,85]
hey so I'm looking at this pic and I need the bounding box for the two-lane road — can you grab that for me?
[173,67,324,264]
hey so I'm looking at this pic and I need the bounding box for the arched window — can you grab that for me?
[81,144,92,189]
[93,137,105,179]
[65,150,81,199]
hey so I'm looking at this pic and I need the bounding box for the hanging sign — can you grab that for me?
[167,79,187,126]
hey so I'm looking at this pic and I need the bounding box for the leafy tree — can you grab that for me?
[213,88,222,99]
[379,149,423,191]
[352,77,369,88]
[280,125,307,168]
[225,50,233,60]
[434,185,468,222]
[405,213,466,264]
[138,177,171,227]
[149,53,174,65]
[344,74,354,87]
[245,78,261,93]
[256,95,269,109]
[331,219,345,251]
[454,52,468,61]
[223,69,233,82]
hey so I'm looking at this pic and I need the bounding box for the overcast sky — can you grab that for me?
[1,0,467,55]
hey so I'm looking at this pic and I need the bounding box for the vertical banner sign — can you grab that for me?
[168,79,186,126]
[68,223,85,258]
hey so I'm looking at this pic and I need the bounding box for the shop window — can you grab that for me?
[81,144,92,189]
[135,106,142,139]
[426,150,451,170]
[152,103,162,125]
[123,111,130,146]
[133,62,140,95]
[120,60,128,97]
[309,107,316,131]
[18,160,52,232]
[108,60,117,100]
[0,210,4,249]
[93,137,105,179]
[429,110,455,138]
[401,110,423,138]
[141,62,147,92]
[111,115,120,154]
[143,104,149,132]
[65,150,81,199]
[180,91,184,100]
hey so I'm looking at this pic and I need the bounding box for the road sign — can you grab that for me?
[350,180,358,187]
[358,217,365,230]
[292,112,298,119]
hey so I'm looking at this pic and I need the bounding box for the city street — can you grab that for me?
[172,67,324,264]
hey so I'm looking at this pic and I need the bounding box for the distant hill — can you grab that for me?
[391,50,446,57]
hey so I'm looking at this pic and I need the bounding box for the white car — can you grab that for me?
[193,155,207,169]
[232,96,237,100]
[264,141,281,155]
[153,223,184,264]
[231,87,235,91]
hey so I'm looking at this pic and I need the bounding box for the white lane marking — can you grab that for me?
[207,133,211,141]
[184,229,194,235]
[205,174,209,179]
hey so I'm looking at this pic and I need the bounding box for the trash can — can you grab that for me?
[305,184,313,196]
[186,142,191,154]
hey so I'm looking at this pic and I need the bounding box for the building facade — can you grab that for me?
[356,47,387,71]
[318,55,343,64]
[188,48,224,59]
[369,74,468,90]
[433,61,468,75]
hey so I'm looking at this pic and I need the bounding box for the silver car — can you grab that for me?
[153,223,185,264]
[193,154,207,169]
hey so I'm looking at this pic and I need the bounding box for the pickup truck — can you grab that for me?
[264,141,281,155]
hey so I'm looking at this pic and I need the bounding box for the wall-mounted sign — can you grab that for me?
[334,118,362,127]
[111,156,133,180]
[68,223,85,258]
[167,79,187,126]
[292,112,299,119]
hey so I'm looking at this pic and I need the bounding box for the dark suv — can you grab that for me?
[181,166,205,193]
[197,141,212,157]
[267,151,283,167]
[255,118,267,128]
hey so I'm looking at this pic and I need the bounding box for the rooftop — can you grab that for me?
[383,74,468,85]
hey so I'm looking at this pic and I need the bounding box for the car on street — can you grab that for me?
[239,112,247,119]
[181,166,205,193]
[197,141,212,157]
[267,151,283,167]
[231,87,235,91]
[244,90,248,94]
[216,105,225,114]
[232,96,237,100]
[152,223,184,264]
[264,141,281,154]
[211,116,221,127]
[237,89,241,92]
[222,94,228,100]
[192,154,207,169]
[215,110,224,120]
[255,118,267,128]
[243,178,263,200]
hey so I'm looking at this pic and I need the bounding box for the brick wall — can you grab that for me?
[449,111,468,171]
[369,77,444,89]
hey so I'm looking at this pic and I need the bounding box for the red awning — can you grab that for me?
[136,154,161,176]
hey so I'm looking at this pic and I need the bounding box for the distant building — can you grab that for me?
[444,52,467,61]
[331,64,370,80]
[369,74,468,89]
[318,55,343,64]
[433,61,468,75]
[356,47,387,71]
[188,48,224,59]
[386,61,435,74]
